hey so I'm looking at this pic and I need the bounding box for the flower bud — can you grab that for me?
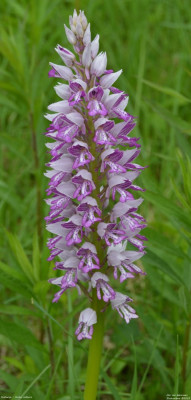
[82,43,92,67]
[64,24,76,45]
[90,52,107,76]
[80,11,88,30]
[100,70,122,89]
[76,20,83,38]
[91,34,99,58]
[83,23,91,46]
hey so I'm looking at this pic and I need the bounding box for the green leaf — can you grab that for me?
[142,190,191,233]
[44,351,63,400]
[13,379,24,397]
[5,0,27,18]
[6,231,35,283]
[0,370,18,391]
[0,260,28,283]
[137,327,165,394]
[0,304,41,318]
[33,280,50,300]
[144,250,186,287]
[174,336,180,394]
[0,181,23,213]
[146,227,189,260]
[176,151,191,209]
[178,286,188,315]
[4,356,25,372]
[32,230,40,281]
[24,355,37,375]
[0,318,44,350]
[33,300,65,330]
[0,95,21,112]
[110,359,126,375]
[142,79,191,104]
[101,369,122,400]
[130,343,138,400]
[145,100,191,135]
[21,364,51,398]
[0,269,33,299]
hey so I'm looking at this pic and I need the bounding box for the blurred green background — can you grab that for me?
[0,0,191,399]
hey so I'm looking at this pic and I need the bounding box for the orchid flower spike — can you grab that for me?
[45,9,147,341]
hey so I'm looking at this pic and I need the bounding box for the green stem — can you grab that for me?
[67,292,75,398]
[84,290,105,400]
[80,75,106,400]
[75,0,80,12]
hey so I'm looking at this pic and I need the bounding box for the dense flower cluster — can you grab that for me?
[45,10,147,340]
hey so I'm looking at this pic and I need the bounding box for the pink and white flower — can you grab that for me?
[45,9,146,340]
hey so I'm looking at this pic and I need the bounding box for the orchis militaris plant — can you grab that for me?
[44,9,147,399]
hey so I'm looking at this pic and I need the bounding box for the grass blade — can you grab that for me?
[21,364,51,397]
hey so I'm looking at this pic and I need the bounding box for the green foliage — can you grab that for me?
[0,0,191,399]
[0,318,43,349]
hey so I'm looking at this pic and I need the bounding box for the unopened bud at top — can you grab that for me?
[80,11,88,30]
[82,43,92,67]
[76,20,84,38]
[64,24,77,45]
[69,10,88,35]
[83,24,91,46]
[91,34,99,58]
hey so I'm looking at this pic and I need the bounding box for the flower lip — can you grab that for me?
[75,308,97,341]
[91,271,109,285]
[77,243,100,273]
[88,86,104,100]
[91,272,116,302]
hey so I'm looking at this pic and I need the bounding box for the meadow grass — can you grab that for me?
[0,0,191,399]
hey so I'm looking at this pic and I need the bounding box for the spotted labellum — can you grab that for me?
[45,9,147,340]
